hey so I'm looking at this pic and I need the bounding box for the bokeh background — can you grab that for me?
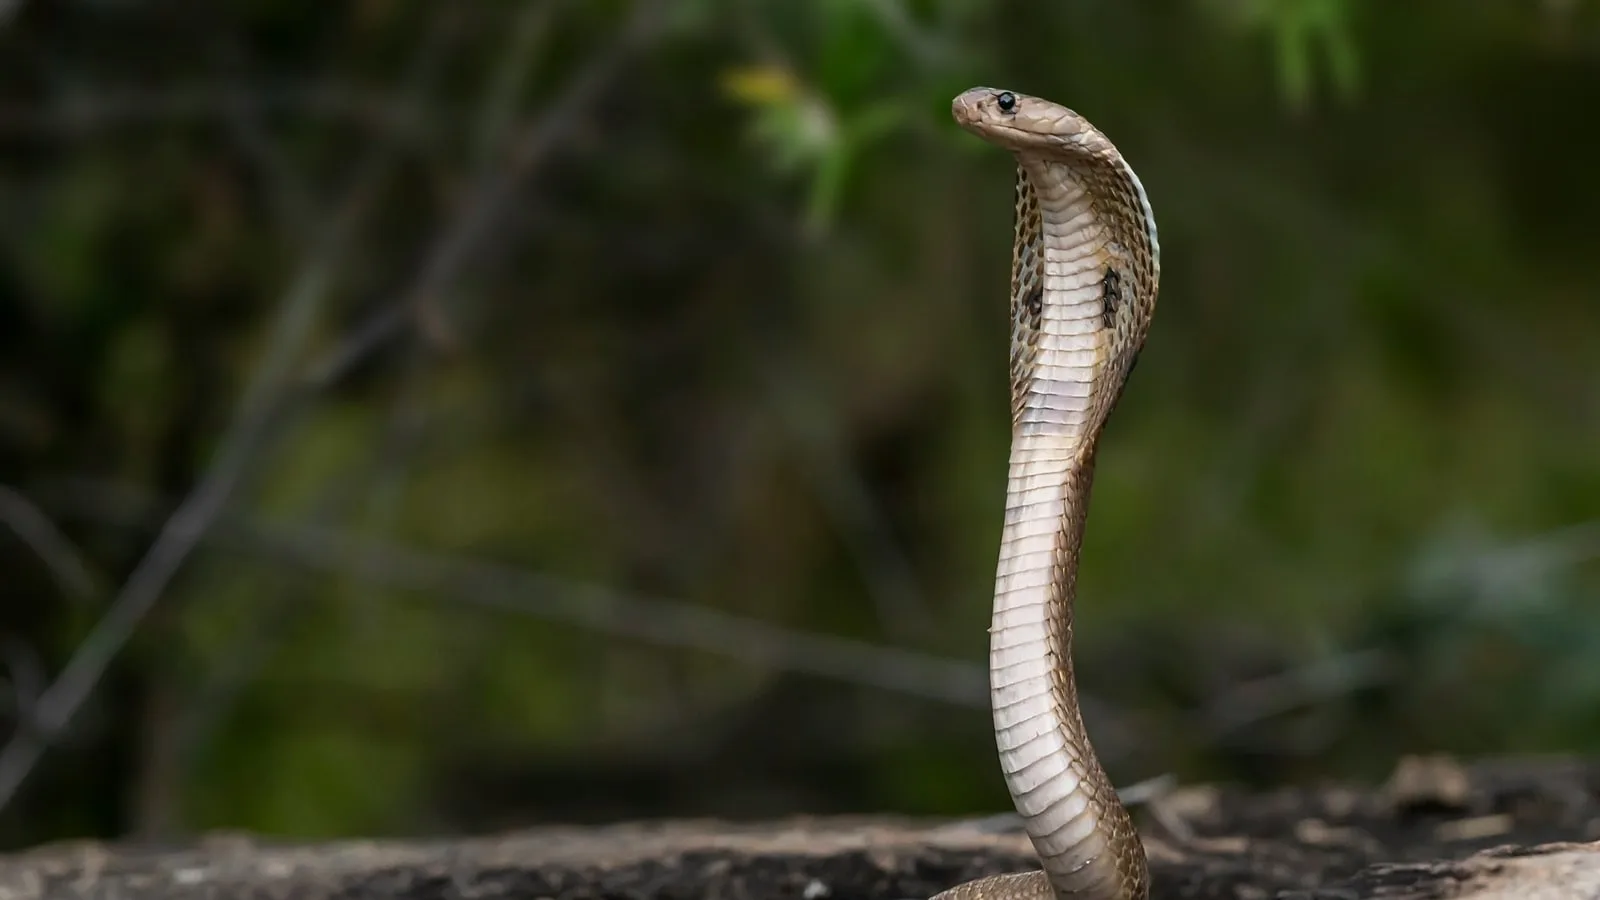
[1,0,1598,851]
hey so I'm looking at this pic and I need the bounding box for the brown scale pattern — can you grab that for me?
[1008,167,1045,427]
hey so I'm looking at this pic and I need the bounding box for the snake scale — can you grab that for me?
[933,88,1161,900]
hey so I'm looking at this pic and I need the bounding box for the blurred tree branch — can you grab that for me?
[0,0,674,817]
[0,485,100,605]
[0,9,462,815]
[0,83,436,143]
[42,476,994,711]
[0,184,374,812]
[304,0,670,388]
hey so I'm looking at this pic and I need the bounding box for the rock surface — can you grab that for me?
[2,756,1598,899]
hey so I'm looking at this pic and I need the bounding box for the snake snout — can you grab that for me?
[951,87,1005,131]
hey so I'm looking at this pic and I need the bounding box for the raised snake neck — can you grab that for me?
[934,88,1161,900]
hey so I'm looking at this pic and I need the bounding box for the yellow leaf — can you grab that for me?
[719,65,798,106]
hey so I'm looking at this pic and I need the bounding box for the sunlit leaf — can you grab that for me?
[720,64,801,107]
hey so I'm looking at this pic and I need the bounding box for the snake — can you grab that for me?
[933,87,1161,900]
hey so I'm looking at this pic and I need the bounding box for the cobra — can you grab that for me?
[933,87,1161,900]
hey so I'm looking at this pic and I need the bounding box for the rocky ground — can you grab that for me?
[2,756,1598,899]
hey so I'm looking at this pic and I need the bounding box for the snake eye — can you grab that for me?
[996,91,1016,112]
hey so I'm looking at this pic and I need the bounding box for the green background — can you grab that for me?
[0,0,1597,848]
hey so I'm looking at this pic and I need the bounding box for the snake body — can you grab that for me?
[936,88,1161,900]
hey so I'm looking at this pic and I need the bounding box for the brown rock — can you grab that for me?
[0,756,1597,899]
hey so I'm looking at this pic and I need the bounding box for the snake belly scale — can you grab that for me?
[934,87,1161,900]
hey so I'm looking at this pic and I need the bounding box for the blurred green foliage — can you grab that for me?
[0,0,1597,850]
